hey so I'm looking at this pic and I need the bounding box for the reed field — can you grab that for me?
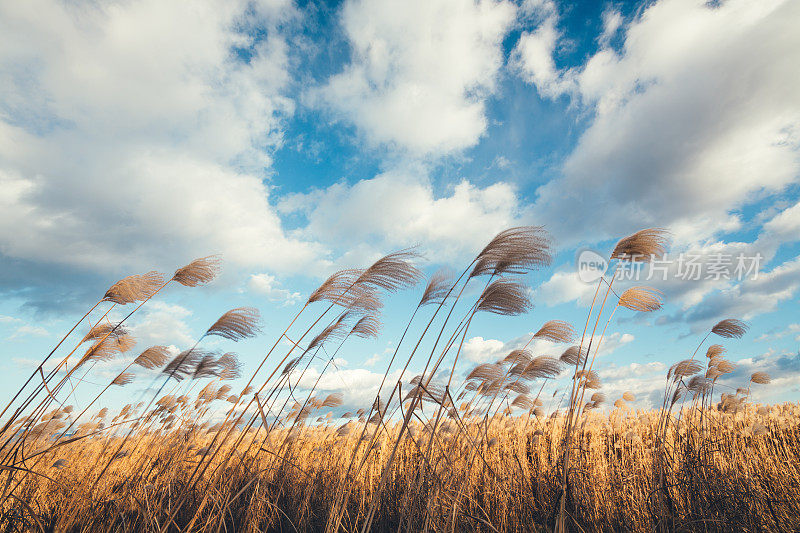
[1,227,798,532]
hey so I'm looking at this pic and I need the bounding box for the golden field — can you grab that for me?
[5,406,800,532]
[1,227,798,532]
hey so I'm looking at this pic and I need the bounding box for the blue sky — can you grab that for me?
[1,0,799,416]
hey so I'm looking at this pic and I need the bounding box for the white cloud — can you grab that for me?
[1,314,49,339]
[603,332,634,354]
[462,336,506,363]
[596,361,668,408]
[755,323,800,343]
[7,324,49,340]
[715,349,800,404]
[763,199,800,240]
[516,0,800,246]
[535,269,598,307]
[364,353,381,367]
[249,273,302,307]
[0,0,320,276]
[511,0,575,98]
[599,9,623,47]
[292,366,405,409]
[314,0,516,155]
[461,328,612,365]
[682,255,800,325]
[280,165,519,262]
[121,301,195,349]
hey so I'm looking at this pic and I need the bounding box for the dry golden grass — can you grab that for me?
[2,227,798,532]
[3,404,799,532]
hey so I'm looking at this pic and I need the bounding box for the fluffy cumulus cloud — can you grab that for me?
[535,268,598,307]
[0,315,49,340]
[703,348,800,405]
[515,0,800,245]
[536,204,800,333]
[315,0,516,155]
[121,301,196,349]
[279,165,520,262]
[0,0,320,283]
[249,273,302,307]
[681,256,800,326]
[511,0,574,98]
[462,336,507,363]
[291,366,405,411]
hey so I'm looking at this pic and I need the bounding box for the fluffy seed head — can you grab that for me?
[471,226,552,277]
[81,322,128,344]
[163,349,205,381]
[172,256,221,287]
[477,279,532,316]
[750,371,771,385]
[523,356,564,380]
[356,249,423,293]
[670,359,703,381]
[103,271,165,304]
[711,319,749,339]
[419,269,454,307]
[622,391,635,402]
[618,286,663,312]
[192,354,221,380]
[217,352,242,380]
[350,315,381,339]
[467,363,504,383]
[78,333,136,367]
[511,394,534,410]
[560,346,587,367]
[134,346,171,370]
[688,376,712,395]
[206,307,261,341]
[716,360,736,374]
[705,344,725,358]
[112,372,134,387]
[533,320,575,343]
[308,313,350,351]
[591,392,606,404]
[322,393,343,408]
[611,228,670,262]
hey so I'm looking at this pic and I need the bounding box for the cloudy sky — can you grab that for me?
[1,0,799,415]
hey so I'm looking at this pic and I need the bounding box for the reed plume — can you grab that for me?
[618,286,663,312]
[205,307,261,341]
[477,279,532,316]
[711,319,749,339]
[80,322,128,344]
[103,271,166,304]
[133,346,171,370]
[670,359,703,380]
[560,345,587,366]
[610,228,670,261]
[533,320,575,343]
[705,344,725,358]
[172,255,221,287]
[750,371,772,385]
[471,226,552,277]
[111,372,134,387]
[419,269,453,307]
[355,249,423,292]
[350,315,381,339]
[163,349,206,381]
